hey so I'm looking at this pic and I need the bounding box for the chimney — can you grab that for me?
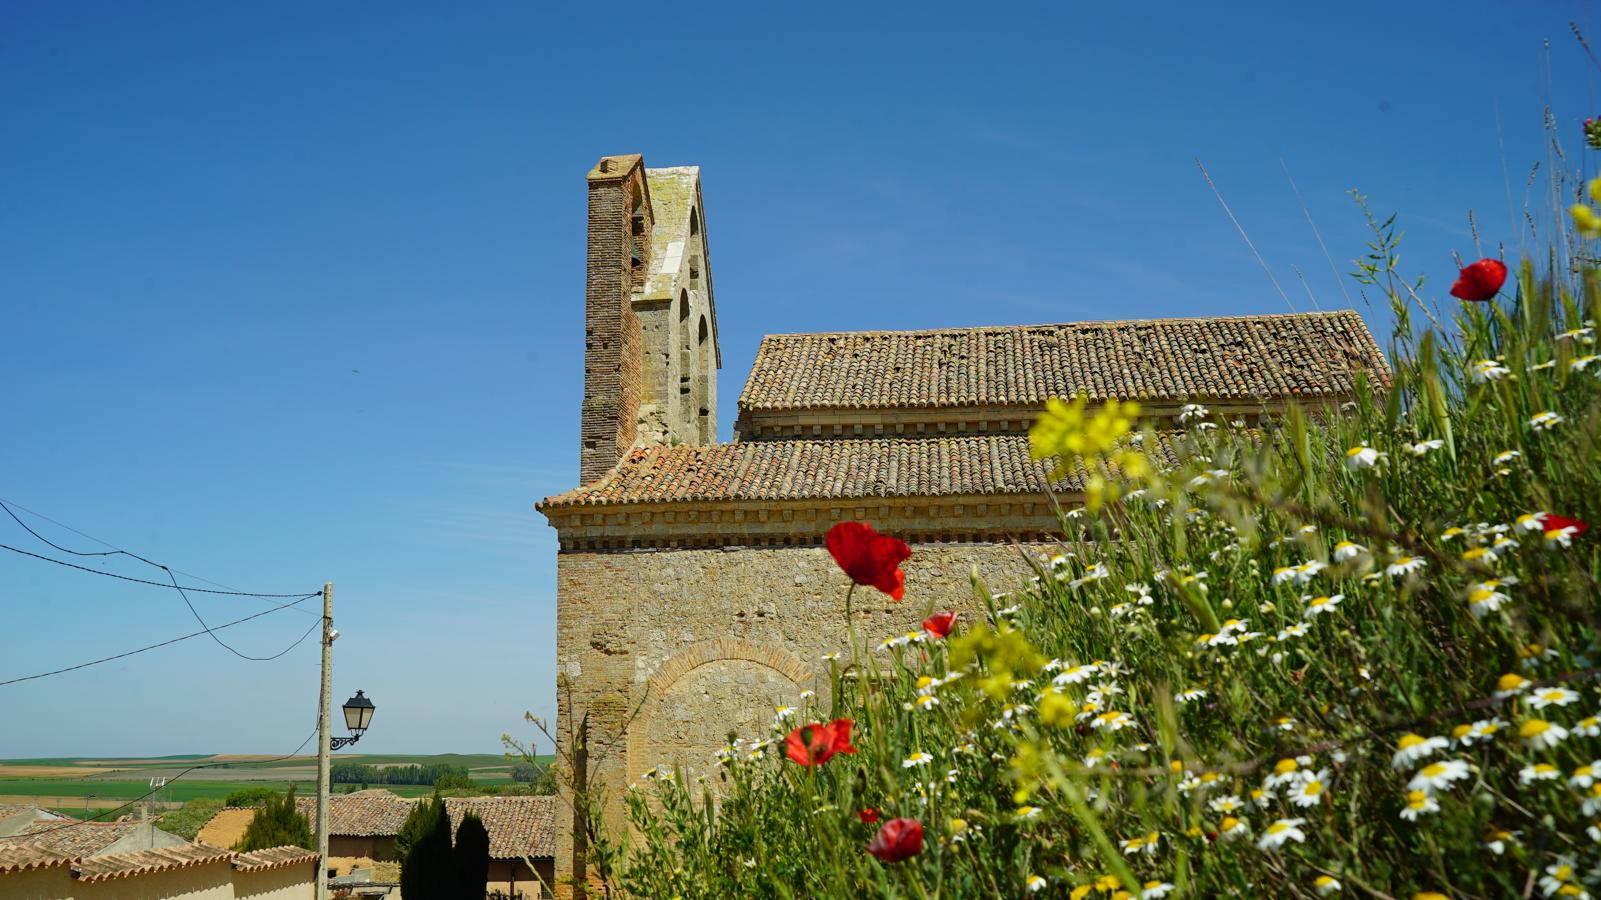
[578,155,651,484]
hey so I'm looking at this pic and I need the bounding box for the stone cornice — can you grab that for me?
[540,493,1070,552]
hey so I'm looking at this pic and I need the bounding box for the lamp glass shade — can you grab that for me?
[342,690,375,733]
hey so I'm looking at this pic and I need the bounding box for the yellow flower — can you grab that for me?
[1030,394,1145,510]
[1574,202,1601,238]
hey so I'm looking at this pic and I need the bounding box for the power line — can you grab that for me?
[0,495,296,598]
[1,727,320,839]
[0,593,321,687]
[0,498,323,659]
[0,500,313,598]
[0,543,312,598]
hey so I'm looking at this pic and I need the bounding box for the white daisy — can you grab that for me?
[902,752,934,768]
[1302,594,1344,619]
[1492,449,1523,466]
[1467,582,1512,618]
[1520,718,1569,749]
[1332,540,1367,561]
[1402,439,1444,456]
[1398,789,1438,821]
[1391,734,1448,769]
[1385,556,1426,578]
[1470,358,1511,382]
[1529,411,1564,431]
[1288,770,1329,807]
[1179,403,1210,424]
[1345,445,1385,470]
[1519,762,1561,785]
[1407,759,1472,794]
[1529,687,1581,710]
[1314,875,1343,895]
[1025,875,1047,893]
[1256,817,1307,851]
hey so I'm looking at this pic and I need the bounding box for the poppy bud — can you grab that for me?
[866,818,924,862]
[858,808,880,824]
[1449,258,1507,302]
[922,610,957,639]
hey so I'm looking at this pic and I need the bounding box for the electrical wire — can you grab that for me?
[0,498,324,659]
[0,594,321,687]
[0,496,303,599]
[0,727,320,839]
[0,543,312,598]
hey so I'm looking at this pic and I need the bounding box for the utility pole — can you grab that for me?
[315,582,333,900]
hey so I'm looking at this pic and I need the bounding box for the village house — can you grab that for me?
[537,154,1392,894]
[195,791,559,896]
[0,841,317,899]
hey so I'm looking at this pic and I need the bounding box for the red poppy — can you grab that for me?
[1544,514,1590,536]
[826,522,912,600]
[858,808,880,824]
[1450,258,1507,302]
[866,818,923,863]
[922,610,957,639]
[785,719,859,767]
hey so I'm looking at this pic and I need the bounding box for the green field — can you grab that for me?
[0,753,551,812]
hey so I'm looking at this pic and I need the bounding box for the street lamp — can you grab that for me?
[332,690,375,750]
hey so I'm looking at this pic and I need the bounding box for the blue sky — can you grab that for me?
[0,1,1593,757]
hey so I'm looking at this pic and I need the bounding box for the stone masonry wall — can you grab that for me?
[551,540,1050,893]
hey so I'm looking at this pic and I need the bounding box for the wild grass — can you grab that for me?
[586,237,1601,898]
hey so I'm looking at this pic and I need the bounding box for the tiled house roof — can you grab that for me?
[541,434,1168,509]
[73,844,232,883]
[294,794,412,837]
[231,845,319,872]
[737,310,1388,413]
[444,797,557,859]
[0,843,73,875]
[5,820,141,857]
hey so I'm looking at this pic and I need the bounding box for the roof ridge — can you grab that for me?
[755,309,1362,341]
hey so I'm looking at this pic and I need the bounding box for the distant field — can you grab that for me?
[0,752,552,812]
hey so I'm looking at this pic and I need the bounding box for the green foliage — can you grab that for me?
[433,771,476,790]
[398,794,453,898]
[509,759,556,788]
[155,797,222,839]
[235,786,312,852]
[223,786,281,808]
[332,762,472,786]
[598,249,1601,897]
[452,812,491,899]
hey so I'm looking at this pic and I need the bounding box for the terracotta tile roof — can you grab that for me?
[4,820,142,857]
[444,797,557,860]
[542,434,1167,509]
[72,843,232,882]
[231,845,319,872]
[294,794,412,837]
[0,842,73,874]
[737,310,1389,413]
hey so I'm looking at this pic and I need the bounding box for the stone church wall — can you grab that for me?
[552,538,1053,870]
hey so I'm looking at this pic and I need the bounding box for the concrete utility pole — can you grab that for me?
[315,582,333,900]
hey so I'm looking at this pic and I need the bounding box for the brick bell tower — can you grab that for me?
[578,154,719,485]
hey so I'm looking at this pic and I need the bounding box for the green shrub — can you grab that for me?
[223,786,280,808]
[599,249,1601,897]
[235,786,311,852]
[156,797,222,839]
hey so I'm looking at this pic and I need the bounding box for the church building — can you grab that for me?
[537,154,1390,891]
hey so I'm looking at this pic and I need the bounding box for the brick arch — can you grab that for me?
[627,640,817,783]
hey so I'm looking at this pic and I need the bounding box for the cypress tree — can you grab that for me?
[399,794,453,898]
[452,812,490,899]
[235,785,313,852]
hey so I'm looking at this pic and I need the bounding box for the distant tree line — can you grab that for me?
[331,762,472,786]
